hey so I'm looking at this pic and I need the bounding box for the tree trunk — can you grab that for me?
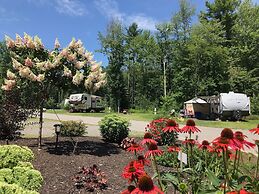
[38,102,44,149]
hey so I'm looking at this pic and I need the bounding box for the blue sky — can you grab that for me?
[0,0,258,65]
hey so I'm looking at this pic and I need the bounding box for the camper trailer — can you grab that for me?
[184,92,250,120]
[217,92,250,120]
[68,93,105,112]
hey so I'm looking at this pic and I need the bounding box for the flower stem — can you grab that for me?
[151,155,163,191]
[233,150,238,176]
[256,145,259,179]
[222,148,229,194]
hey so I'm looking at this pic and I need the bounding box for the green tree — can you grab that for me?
[201,0,241,43]
[98,20,129,111]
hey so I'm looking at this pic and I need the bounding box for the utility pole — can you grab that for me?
[163,56,167,97]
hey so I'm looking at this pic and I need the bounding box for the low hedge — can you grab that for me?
[0,145,34,168]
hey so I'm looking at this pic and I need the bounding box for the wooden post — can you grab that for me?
[38,102,43,149]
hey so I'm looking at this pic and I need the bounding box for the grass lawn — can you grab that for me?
[46,109,258,130]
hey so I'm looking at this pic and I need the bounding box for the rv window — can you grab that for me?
[84,97,87,100]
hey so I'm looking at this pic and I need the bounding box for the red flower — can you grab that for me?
[144,143,163,158]
[162,119,180,133]
[212,128,241,150]
[198,140,213,151]
[122,161,145,182]
[131,175,164,194]
[181,119,200,133]
[227,189,255,194]
[182,138,197,146]
[127,143,144,153]
[137,155,150,166]
[234,131,255,150]
[121,185,136,194]
[140,132,157,145]
[249,124,259,135]
[168,145,181,152]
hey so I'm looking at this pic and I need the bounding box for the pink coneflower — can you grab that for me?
[122,161,145,183]
[227,189,254,194]
[162,119,180,133]
[181,119,200,133]
[182,138,197,146]
[168,145,181,152]
[137,155,150,166]
[249,124,259,135]
[127,143,144,153]
[131,175,164,194]
[121,185,136,194]
[212,128,240,150]
[144,143,163,158]
[198,140,213,151]
[140,132,157,145]
[234,131,255,150]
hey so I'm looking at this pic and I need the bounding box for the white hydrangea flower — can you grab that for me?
[5,35,15,48]
[37,74,45,82]
[72,70,84,85]
[7,70,16,80]
[12,58,23,70]
[54,38,60,49]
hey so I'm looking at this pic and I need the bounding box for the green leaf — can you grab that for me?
[206,169,220,187]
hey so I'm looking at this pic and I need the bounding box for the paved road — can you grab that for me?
[23,113,258,155]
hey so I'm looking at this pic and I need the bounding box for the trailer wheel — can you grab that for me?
[90,109,96,113]
[233,110,241,121]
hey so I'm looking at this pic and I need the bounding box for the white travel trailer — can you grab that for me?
[217,92,250,120]
[68,93,105,112]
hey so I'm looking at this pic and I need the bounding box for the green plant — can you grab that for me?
[13,167,43,191]
[99,114,130,143]
[156,150,179,167]
[60,121,87,137]
[0,145,34,168]
[0,182,39,194]
[0,168,13,184]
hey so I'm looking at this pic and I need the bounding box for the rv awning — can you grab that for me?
[184,97,207,104]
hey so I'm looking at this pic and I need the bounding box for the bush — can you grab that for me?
[0,182,39,194]
[0,145,34,168]
[0,168,13,184]
[99,114,130,143]
[13,167,43,191]
[60,121,87,137]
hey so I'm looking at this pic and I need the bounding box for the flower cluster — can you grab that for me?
[1,33,106,92]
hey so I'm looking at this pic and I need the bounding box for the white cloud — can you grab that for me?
[94,0,158,31]
[27,0,87,16]
[126,14,157,31]
[55,0,86,16]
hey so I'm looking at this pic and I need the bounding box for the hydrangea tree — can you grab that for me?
[1,33,106,148]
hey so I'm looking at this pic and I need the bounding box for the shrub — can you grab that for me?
[0,182,39,194]
[0,145,34,168]
[0,168,13,184]
[13,167,43,191]
[73,164,107,192]
[16,162,34,169]
[60,121,87,137]
[99,114,130,143]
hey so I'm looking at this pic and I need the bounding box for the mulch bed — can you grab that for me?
[0,137,146,194]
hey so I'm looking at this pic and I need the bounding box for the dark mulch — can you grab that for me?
[0,137,146,194]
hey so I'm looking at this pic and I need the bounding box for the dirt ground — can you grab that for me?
[0,137,143,194]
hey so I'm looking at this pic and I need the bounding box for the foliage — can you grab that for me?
[98,21,129,111]
[0,90,32,140]
[73,164,108,192]
[156,150,179,167]
[99,114,130,143]
[0,145,43,193]
[0,145,34,168]
[0,182,39,194]
[12,166,43,191]
[60,120,87,137]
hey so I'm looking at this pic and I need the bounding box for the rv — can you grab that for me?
[184,92,250,120]
[68,93,105,112]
